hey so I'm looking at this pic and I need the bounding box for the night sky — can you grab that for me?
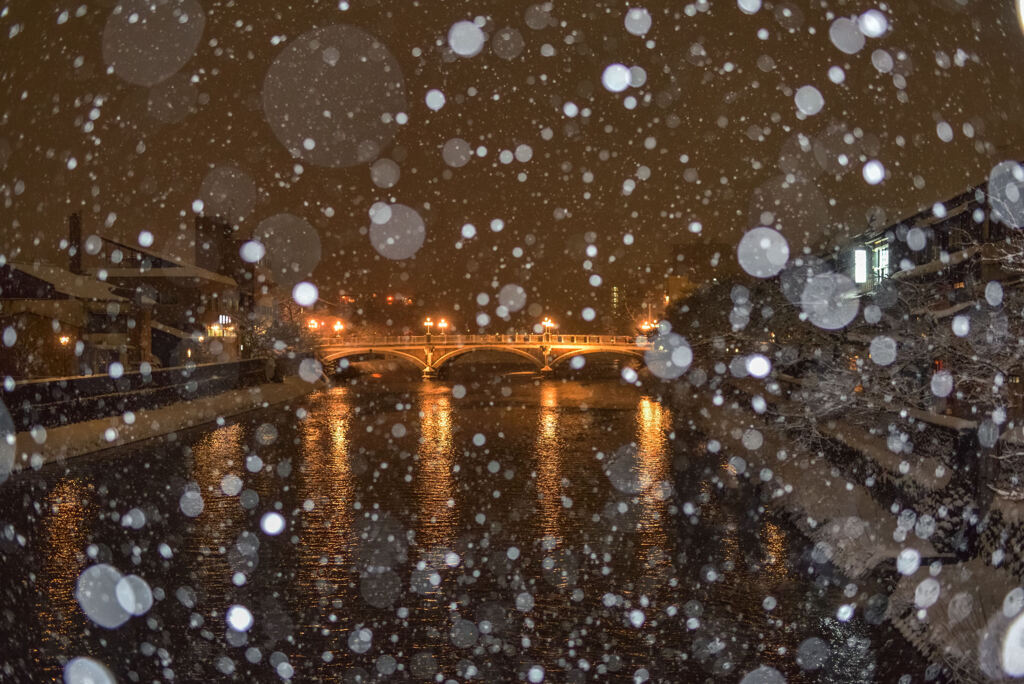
[2,0,1024,326]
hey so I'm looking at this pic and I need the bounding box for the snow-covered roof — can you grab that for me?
[6,262,126,301]
[889,245,981,281]
[101,238,237,288]
[151,320,193,339]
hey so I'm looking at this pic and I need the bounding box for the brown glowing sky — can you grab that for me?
[2,0,1024,322]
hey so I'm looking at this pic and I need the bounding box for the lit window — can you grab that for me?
[854,249,868,284]
[873,246,889,278]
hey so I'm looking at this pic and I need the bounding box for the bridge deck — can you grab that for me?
[316,333,650,348]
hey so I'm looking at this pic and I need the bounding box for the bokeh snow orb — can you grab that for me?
[76,564,131,629]
[179,487,204,517]
[370,158,401,189]
[796,638,829,670]
[1003,611,1024,676]
[897,548,921,575]
[602,64,631,92]
[869,336,897,366]
[740,665,786,684]
[986,281,1005,307]
[737,0,762,15]
[862,160,885,185]
[794,85,824,115]
[829,17,865,54]
[292,281,319,307]
[746,354,771,378]
[624,8,652,36]
[737,227,789,278]
[801,273,859,330]
[221,473,243,496]
[261,511,286,535]
[442,138,473,168]
[368,203,426,260]
[491,27,525,60]
[931,370,954,398]
[871,49,894,74]
[239,240,266,264]
[952,314,970,337]
[914,577,941,608]
[498,284,527,312]
[262,25,406,168]
[349,626,374,653]
[227,604,254,631]
[425,89,446,111]
[988,160,1024,228]
[64,657,117,684]
[102,0,205,86]
[254,213,322,287]
[115,574,154,616]
[369,201,393,225]
[299,358,324,383]
[644,332,692,380]
[448,20,486,57]
[858,9,888,37]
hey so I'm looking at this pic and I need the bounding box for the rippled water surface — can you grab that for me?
[0,377,931,681]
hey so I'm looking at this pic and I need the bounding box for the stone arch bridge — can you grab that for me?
[317,333,651,378]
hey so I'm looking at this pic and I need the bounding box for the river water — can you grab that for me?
[0,376,934,682]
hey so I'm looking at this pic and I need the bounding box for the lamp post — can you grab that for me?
[58,334,71,376]
[332,320,344,337]
[438,318,448,342]
[542,316,554,342]
[424,317,434,343]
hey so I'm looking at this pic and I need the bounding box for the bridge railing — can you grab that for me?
[315,334,652,347]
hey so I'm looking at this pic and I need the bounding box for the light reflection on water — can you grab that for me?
[35,478,90,667]
[535,382,563,545]
[416,388,457,554]
[0,378,927,680]
[296,386,356,603]
[186,422,248,597]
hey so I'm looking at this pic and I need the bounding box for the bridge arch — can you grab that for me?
[549,347,645,369]
[322,347,428,370]
[432,345,544,371]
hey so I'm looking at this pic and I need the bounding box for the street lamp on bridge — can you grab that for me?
[542,316,555,342]
[424,317,434,343]
[438,318,448,341]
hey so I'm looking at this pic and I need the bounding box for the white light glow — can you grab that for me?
[854,249,868,284]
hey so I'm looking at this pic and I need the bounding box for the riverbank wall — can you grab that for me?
[6,374,319,473]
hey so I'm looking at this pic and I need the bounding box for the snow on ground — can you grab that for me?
[11,375,318,470]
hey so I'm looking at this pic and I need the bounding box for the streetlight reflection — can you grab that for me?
[37,478,91,676]
[296,388,356,599]
[417,389,456,555]
[535,383,563,545]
